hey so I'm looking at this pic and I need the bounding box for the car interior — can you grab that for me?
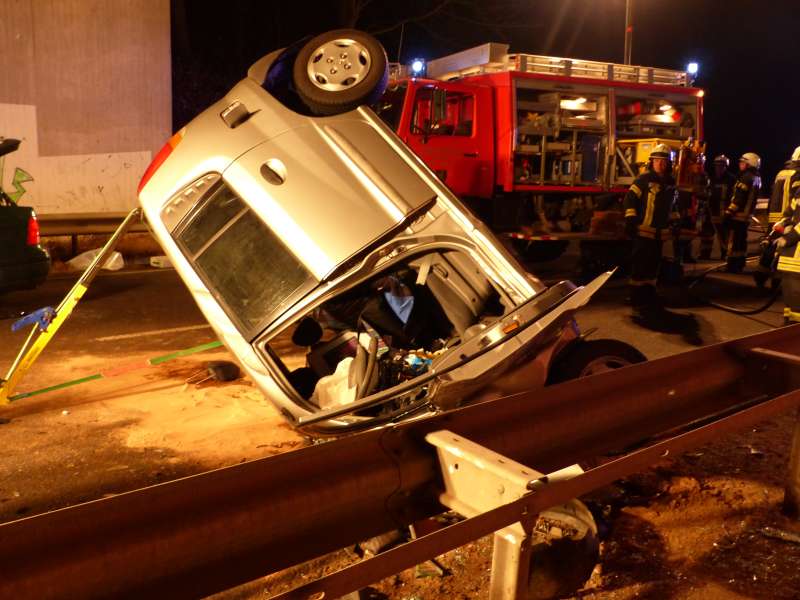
[264,248,510,413]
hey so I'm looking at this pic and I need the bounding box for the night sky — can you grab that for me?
[172,0,799,184]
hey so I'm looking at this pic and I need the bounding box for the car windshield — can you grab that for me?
[175,182,314,339]
[373,83,408,130]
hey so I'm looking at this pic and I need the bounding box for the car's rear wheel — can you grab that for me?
[293,29,388,116]
[547,338,646,385]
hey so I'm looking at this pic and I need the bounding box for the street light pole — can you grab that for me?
[624,0,633,65]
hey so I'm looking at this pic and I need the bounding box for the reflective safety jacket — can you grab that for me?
[709,170,736,220]
[624,170,679,239]
[776,192,800,273]
[768,163,800,225]
[726,169,761,223]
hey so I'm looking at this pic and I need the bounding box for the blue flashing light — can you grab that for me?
[687,62,699,76]
[411,59,426,76]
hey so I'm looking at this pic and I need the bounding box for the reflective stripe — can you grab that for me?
[781,252,800,263]
[781,263,800,273]
[643,183,657,227]
[785,307,800,323]
[637,226,658,239]
[624,208,637,217]
[779,255,800,271]
[629,184,642,198]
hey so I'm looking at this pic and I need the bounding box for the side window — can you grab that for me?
[412,87,474,137]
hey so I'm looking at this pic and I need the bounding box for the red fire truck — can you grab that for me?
[375,43,705,259]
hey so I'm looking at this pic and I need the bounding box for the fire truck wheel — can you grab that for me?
[546,339,646,385]
[293,29,388,116]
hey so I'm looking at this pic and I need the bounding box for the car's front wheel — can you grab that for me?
[292,29,388,116]
[547,338,646,385]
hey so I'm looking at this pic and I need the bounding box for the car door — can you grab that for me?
[224,118,436,281]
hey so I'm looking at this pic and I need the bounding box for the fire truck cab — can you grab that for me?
[375,43,705,240]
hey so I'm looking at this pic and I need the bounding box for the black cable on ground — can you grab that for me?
[686,258,781,316]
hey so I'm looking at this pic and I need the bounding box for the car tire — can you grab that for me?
[511,239,570,262]
[292,29,388,116]
[528,499,600,599]
[546,338,646,385]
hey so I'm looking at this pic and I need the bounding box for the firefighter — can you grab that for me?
[724,152,762,273]
[774,180,800,323]
[767,147,800,226]
[699,155,736,260]
[624,144,679,320]
[675,149,709,264]
[754,147,800,286]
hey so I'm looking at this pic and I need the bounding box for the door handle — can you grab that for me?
[463,152,479,158]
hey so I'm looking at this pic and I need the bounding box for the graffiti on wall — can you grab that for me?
[0,138,34,204]
[0,105,152,214]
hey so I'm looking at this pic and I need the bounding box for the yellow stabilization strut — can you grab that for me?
[0,208,143,404]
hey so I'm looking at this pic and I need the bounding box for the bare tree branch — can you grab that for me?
[441,9,545,29]
[367,0,453,35]
[338,0,360,28]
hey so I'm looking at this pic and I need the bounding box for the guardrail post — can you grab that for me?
[784,408,800,518]
[425,430,594,600]
[426,429,540,599]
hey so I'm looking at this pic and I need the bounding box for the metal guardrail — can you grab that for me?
[2,326,800,598]
[38,212,148,236]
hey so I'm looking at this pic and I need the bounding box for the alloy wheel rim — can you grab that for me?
[307,39,371,92]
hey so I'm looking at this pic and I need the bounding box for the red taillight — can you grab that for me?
[137,129,185,195]
[27,214,40,246]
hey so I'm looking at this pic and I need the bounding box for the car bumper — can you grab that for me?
[0,248,50,293]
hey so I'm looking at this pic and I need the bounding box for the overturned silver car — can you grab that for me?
[137,30,644,435]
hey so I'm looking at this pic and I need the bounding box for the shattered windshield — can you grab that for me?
[176,183,314,338]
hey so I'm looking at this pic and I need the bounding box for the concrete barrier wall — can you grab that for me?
[0,0,171,213]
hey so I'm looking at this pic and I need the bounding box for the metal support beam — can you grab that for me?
[4,326,800,598]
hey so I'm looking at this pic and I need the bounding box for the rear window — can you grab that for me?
[176,182,314,338]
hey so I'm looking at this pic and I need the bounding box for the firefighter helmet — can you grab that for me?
[649,144,673,161]
[739,152,761,170]
[792,146,800,162]
[713,154,730,167]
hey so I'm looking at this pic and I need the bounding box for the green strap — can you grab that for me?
[9,340,224,403]
[10,374,103,401]
[148,341,223,365]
